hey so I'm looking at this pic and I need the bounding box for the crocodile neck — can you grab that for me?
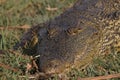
[74,0,120,11]
[72,0,120,54]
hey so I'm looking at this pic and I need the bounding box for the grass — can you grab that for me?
[0,0,75,26]
[0,0,120,80]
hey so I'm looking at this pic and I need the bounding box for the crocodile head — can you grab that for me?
[14,0,120,79]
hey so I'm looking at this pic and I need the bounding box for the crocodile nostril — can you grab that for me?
[54,64,59,68]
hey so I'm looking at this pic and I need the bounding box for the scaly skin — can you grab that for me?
[14,0,120,79]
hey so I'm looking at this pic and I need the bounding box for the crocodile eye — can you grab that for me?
[66,27,82,36]
[47,28,59,38]
[30,35,38,47]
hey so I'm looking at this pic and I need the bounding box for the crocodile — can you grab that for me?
[14,0,120,79]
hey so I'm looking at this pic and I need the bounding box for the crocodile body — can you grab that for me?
[15,0,120,78]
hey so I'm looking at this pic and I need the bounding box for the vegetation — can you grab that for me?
[0,0,120,80]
